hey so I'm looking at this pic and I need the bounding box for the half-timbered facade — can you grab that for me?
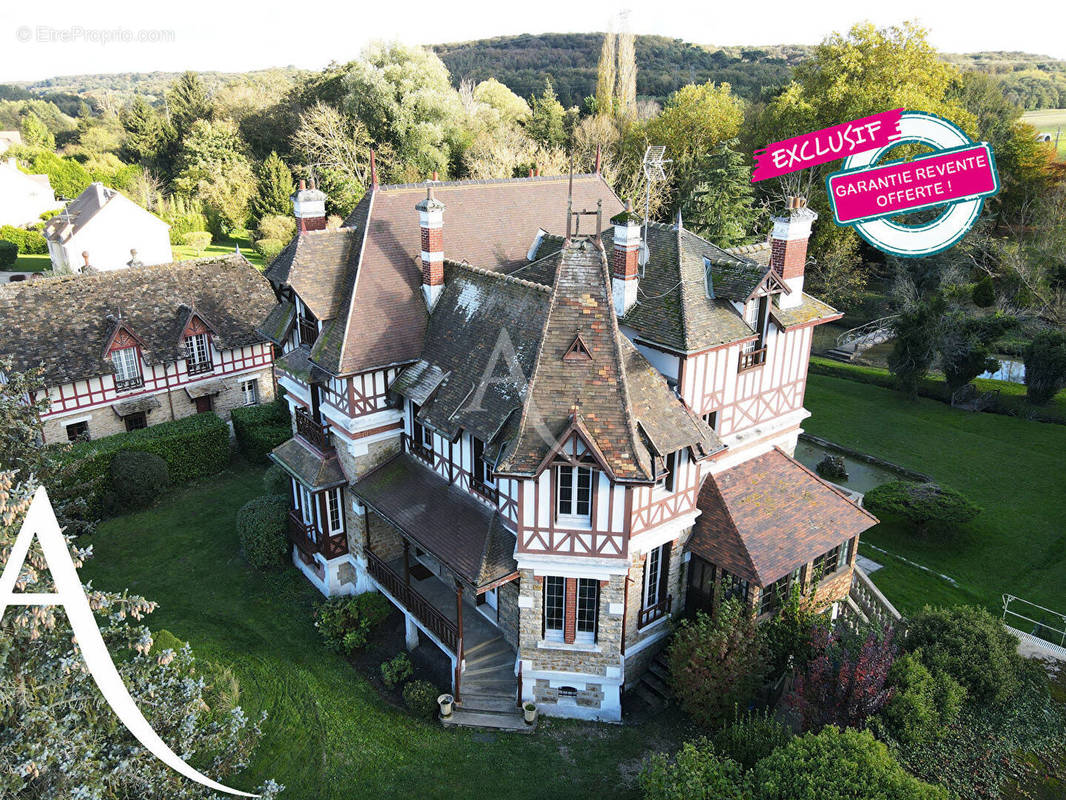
[260,172,876,724]
[0,255,276,444]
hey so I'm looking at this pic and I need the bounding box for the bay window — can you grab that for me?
[556,464,592,523]
[542,575,600,644]
[576,578,599,643]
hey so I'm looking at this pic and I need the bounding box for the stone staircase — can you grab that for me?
[825,316,897,362]
[441,634,534,733]
[631,650,672,711]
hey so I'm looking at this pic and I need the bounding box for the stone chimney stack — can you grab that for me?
[771,196,817,310]
[610,200,642,318]
[416,184,445,310]
[291,178,328,233]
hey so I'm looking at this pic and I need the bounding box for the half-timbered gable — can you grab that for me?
[0,255,276,443]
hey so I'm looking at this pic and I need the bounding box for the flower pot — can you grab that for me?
[437,694,454,718]
[523,702,537,725]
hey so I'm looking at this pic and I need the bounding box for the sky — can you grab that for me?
[2,0,1064,83]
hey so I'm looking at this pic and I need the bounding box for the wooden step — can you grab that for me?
[440,708,535,733]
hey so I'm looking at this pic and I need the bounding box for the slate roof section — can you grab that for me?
[771,294,842,328]
[275,227,360,322]
[270,437,348,491]
[392,263,552,445]
[258,301,296,346]
[0,255,275,388]
[688,448,879,587]
[352,453,517,589]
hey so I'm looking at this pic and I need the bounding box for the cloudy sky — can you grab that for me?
[2,0,1063,82]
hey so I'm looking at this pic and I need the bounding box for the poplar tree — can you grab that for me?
[616,31,638,120]
[595,31,616,117]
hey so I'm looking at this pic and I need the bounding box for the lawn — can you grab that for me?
[804,373,1066,618]
[80,462,685,800]
[1022,108,1066,159]
[172,232,265,270]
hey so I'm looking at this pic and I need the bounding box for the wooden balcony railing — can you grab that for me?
[298,316,318,347]
[286,510,347,560]
[470,476,499,504]
[738,347,767,372]
[186,358,213,376]
[365,549,458,653]
[114,375,144,392]
[402,432,434,463]
[295,407,332,452]
[637,594,672,629]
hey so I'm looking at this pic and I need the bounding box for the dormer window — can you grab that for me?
[185,332,213,375]
[739,295,770,371]
[656,450,678,492]
[556,464,593,523]
[703,258,715,298]
[471,436,497,502]
[111,346,143,391]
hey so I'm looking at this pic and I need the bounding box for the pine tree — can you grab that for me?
[595,32,616,117]
[526,80,567,149]
[615,31,637,120]
[120,96,165,164]
[167,71,211,137]
[254,151,295,218]
[682,139,761,247]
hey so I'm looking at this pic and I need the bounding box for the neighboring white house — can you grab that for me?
[0,131,22,154]
[43,182,172,272]
[0,157,62,227]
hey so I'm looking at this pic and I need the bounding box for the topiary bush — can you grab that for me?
[380,651,413,689]
[314,592,392,655]
[0,240,18,268]
[253,238,284,263]
[1024,329,1066,406]
[712,708,793,771]
[263,463,290,497]
[256,214,295,242]
[862,481,980,534]
[815,454,848,482]
[232,399,291,463]
[971,276,995,308]
[180,230,212,256]
[109,449,169,510]
[236,494,289,570]
[0,225,48,253]
[402,680,441,720]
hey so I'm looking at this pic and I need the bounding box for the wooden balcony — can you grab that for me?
[295,407,332,452]
[365,549,459,653]
[402,432,434,463]
[470,476,499,504]
[637,594,672,629]
[738,347,767,372]
[286,510,347,560]
[298,316,318,347]
[114,375,144,392]
[186,358,214,376]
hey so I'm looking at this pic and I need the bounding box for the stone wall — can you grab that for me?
[364,512,406,564]
[623,528,691,654]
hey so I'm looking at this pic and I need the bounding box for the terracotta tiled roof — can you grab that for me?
[269,437,348,491]
[352,453,517,589]
[0,255,274,388]
[688,448,878,587]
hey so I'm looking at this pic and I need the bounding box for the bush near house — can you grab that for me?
[0,224,48,254]
[263,463,291,497]
[180,230,213,256]
[236,494,289,570]
[314,592,392,656]
[640,738,748,800]
[0,240,17,268]
[64,412,230,515]
[712,709,793,771]
[256,214,295,242]
[878,651,966,745]
[253,238,285,263]
[380,651,414,689]
[231,398,291,463]
[402,680,441,720]
[109,450,170,511]
[862,481,981,534]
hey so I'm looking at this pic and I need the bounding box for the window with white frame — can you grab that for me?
[556,464,592,522]
[326,487,344,535]
[643,542,671,610]
[111,347,142,390]
[241,379,259,406]
[656,451,678,492]
[185,332,212,372]
[576,578,599,643]
[543,575,565,641]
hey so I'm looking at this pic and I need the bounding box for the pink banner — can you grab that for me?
[752,109,903,182]
[827,143,998,224]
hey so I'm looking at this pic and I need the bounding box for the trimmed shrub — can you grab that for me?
[402,680,441,720]
[751,726,949,800]
[667,600,764,728]
[0,240,17,268]
[640,738,748,800]
[903,605,1025,705]
[232,399,291,463]
[253,238,284,263]
[380,652,413,689]
[180,230,212,256]
[236,494,289,570]
[149,628,187,656]
[712,708,793,771]
[109,449,169,510]
[314,592,392,655]
[880,651,966,744]
[971,276,995,308]
[64,412,230,516]
[256,214,295,242]
[1024,329,1066,406]
[862,481,980,533]
[0,224,48,253]
[263,463,290,496]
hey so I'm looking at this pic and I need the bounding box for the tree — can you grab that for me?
[752,727,950,800]
[937,312,1001,394]
[595,31,616,117]
[640,739,749,800]
[888,292,947,398]
[1023,328,1066,405]
[681,138,761,247]
[667,600,764,727]
[526,80,568,150]
[759,582,831,679]
[862,481,981,534]
[174,118,256,233]
[20,111,55,149]
[254,151,295,219]
[472,78,530,126]
[167,71,211,137]
[291,101,374,216]
[121,96,167,164]
[616,31,637,120]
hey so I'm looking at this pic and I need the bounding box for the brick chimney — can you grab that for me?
[771,196,818,310]
[610,200,642,318]
[291,178,327,233]
[416,184,445,310]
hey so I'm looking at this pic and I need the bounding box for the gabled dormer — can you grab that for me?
[103,316,146,392]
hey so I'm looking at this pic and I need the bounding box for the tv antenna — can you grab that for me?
[640,146,670,271]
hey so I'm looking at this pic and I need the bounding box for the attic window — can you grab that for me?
[563,334,592,362]
[703,258,715,299]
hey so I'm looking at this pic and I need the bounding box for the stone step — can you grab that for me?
[461,678,516,695]
[824,348,856,362]
[464,650,515,670]
[633,683,667,711]
[642,672,670,699]
[648,659,669,682]
[463,662,515,680]
[463,636,507,658]
[458,693,518,713]
[440,708,535,733]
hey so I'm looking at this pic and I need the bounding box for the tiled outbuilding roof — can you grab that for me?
[270,437,348,491]
[0,255,274,388]
[688,448,878,587]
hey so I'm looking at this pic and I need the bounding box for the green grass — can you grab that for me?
[1022,109,1066,159]
[172,233,265,270]
[7,252,51,272]
[80,462,685,799]
[805,374,1066,617]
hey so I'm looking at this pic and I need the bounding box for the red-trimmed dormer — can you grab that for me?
[103,317,146,392]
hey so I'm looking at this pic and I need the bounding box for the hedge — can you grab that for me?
[64,412,230,516]
[0,224,48,254]
[231,398,291,463]
[808,356,1066,425]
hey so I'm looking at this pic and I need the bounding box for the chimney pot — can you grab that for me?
[299,179,306,191]
[416,188,445,310]
[82,250,90,266]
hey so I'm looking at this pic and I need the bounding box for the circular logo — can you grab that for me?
[842,112,985,258]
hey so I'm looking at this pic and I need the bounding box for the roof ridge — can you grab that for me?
[447,260,552,294]
[330,188,376,375]
[376,173,602,192]
[0,254,249,293]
